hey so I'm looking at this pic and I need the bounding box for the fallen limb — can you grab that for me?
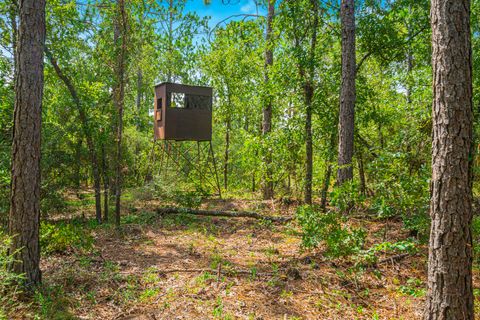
[377,253,411,265]
[152,268,274,277]
[155,206,293,222]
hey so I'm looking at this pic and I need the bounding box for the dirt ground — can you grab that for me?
[14,198,480,319]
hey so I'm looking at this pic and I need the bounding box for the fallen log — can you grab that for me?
[377,253,411,265]
[155,206,293,223]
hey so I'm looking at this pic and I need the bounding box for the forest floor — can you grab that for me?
[12,191,480,320]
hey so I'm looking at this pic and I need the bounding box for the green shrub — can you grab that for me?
[33,285,75,319]
[402,211,430,242]
[0,232,24,319]
[358,239,417,266]
[40,182,67,214]
[40,222,93,255]
[330,181,365,213]
[122,211,157,225]
[472,216,480,266]
[296,206,366,258]
[367,152,430,219]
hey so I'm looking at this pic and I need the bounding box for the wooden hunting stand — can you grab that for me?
[147,82,221,197]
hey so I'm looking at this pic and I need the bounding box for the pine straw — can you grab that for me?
[13,198,480,319]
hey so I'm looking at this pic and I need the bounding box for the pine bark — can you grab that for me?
[337,0,356,186]
[9,0,46,286]
[424,0,474,319]
[262,0,275,200]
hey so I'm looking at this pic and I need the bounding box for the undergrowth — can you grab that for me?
[0,232,24,319]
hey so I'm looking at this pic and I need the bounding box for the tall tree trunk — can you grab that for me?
[114,0,127,227]
[262,0,275,200]
[9,0,17,82]
[337,0,356,186]
[9,0,46,286]
[45,49,103,224]
[134,68,143,181]
[357,149,366,196]
[406,4,413,105]
[425,0,473,319]
[167,0,173,82]
[101,142,109,223]
[304,86,313,204]
[303,0,319,205]
[320,164,332,211]
[223,116,231,191]
[74,139,82,196]
[321,132,336,211]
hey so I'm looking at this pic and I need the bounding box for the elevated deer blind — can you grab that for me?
[154,82,213,141]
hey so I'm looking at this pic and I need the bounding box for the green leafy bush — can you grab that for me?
[296,206,366,258]
[472,216,480,266]
[40,222,93,255]
[330,181,365,213]
[0,232,24,319]
[358,239,417,266]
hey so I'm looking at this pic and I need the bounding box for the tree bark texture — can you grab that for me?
[9,0,46,286]
[337,0,356,186]
[262,0,275,200]
[424,0,474,319]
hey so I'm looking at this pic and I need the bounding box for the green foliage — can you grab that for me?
[367,151,430,219]
[330,181,365,213]
[358,239,417,266]
[40,222,93,255]
[472,216,480,266]
[398,278,425,298]
[33,285,75,320]
[0,232,24,319]
[121,211,157,225]
[296,206,366,258]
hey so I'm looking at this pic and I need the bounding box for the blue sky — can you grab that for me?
[185,0,267,28]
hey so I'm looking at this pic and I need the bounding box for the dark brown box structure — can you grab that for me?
[154,82,213,141]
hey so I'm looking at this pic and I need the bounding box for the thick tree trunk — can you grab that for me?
[114,0,127,227]
[9,0,46,286]
[262,0,275,200]
[337,0,356,186]
[45,49,103,224]
[424,0,474,319]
